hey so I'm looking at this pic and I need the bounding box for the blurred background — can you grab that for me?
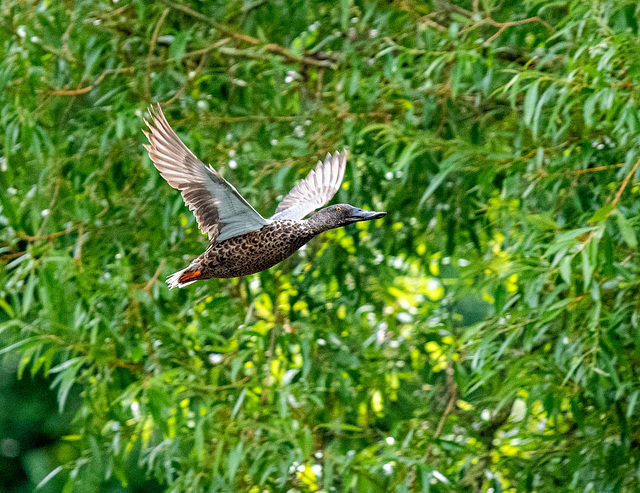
[1,0,640,491]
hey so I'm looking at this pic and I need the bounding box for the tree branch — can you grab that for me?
[611,156,640,209]
[146,8,171,99]
[484,16,553,45]
[159,0,337,69]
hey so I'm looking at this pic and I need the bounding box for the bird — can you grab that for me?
[143,104,386,288]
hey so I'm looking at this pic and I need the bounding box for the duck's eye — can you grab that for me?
[336,207,341,211]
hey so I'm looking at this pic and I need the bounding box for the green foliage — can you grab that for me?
[2,0,640,491]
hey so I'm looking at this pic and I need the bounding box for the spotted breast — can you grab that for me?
[199,221,315,278]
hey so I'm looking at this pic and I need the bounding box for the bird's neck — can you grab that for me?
[303,215,335,236]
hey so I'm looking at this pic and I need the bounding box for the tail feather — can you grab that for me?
[166,267,202,289]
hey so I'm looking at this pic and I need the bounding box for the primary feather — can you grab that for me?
[143,104,269,243]
[271,150,347,221]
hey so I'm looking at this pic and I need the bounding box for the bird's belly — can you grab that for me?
[210,249,296,278]
[200,229,309,278]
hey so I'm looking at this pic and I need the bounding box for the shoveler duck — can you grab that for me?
[143,104,386,288]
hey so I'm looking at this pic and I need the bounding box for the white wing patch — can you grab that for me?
[143,104,269,243]
[271,150,347,221]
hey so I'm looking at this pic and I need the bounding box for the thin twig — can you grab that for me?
[20,226,76,242]
[190,377,251,393]
[418,15,448,33]
[164,47,209,106]
[1,252,26,263]
[196,111,387,124]
[36,180,60,237]
[40,44,77,63]
[61,18,76,62]
[183,38,231,59]
[262,42,337,69]
[143,259,167,293]
[201,115,299,123]
[262,278,281,404]
[218,45,335,69]
[50,70,108,96]
[448,2,473,17]
[159,0,337,69]
[570,156,640,256]
[94,4,133,20]
[262,323,278,404]
[497,148,539,165]
[159,0,256,43]
[316,68,324,101]
[424,364,458,461]
[49,67,134,96]
[485,16,553,45]
[433,388,457,440]
[611,156,640,209]
[146,8,170,99]
[111,361,147,372]
[574,164,624,176]
[73,224,84,265]
[540,163,623,178]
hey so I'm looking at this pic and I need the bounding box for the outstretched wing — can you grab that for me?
[143,104,269,243]
[271,150,347,220]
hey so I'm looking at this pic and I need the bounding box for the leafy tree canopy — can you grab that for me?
[1,0,640,491]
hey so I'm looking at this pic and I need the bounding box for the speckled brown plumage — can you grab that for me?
[143,104,386,288]
[196,220,316,278]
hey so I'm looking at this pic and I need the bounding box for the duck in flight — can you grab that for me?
[143,104,386,288]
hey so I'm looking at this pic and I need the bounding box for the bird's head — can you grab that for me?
[310,204,387,230]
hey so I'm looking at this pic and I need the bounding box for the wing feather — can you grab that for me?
[144,104,268,242]
[271,150,347,221]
